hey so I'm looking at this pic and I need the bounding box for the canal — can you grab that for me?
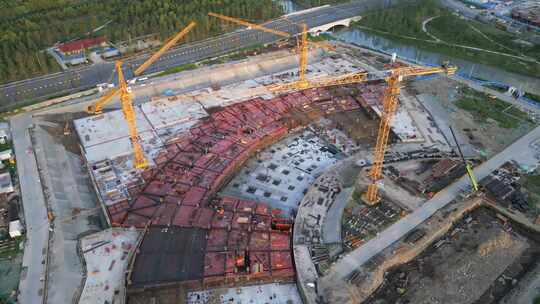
[277,0,540,94]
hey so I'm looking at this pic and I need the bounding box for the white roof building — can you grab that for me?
[0,172,14,194]
[9,220,23,238]
[0,149,13,161]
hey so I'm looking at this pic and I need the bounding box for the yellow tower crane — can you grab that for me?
[115,60,149,169]
[87,21,196,114]
[133,21,196,76]
[363,64,457,205]
[211,13,460,205]
[208,12,329,91]
[449,126,479,192]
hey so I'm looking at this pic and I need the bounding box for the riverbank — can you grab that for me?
[351,0,540,78]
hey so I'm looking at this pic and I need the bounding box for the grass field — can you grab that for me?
[354,0,540,77]
[523,174,540,211]
[455,87,530,129]
[525,92,540,104]
[154,63,198,77]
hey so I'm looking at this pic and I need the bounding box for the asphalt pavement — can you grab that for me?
[439,0,480,19]
[0,0,404,109]
[323,124,540,282]
[11,114,49,304]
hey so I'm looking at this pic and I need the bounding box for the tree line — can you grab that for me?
[0,0,283,84]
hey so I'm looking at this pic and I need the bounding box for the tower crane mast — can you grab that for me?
[134,21,196,76]
[209,13,458,203]
[85,22,196,170]
[87,22,196,114]
[449,126,479,192]
[208,12,330,91]
[298,23,309,88]
[115,61,149,169]
[363,65,457,205]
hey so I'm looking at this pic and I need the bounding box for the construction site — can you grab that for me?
[364,207,540,304]
[8,6,540,304]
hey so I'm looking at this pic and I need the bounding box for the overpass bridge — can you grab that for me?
[0,0,405,110]
[309,16,363,34]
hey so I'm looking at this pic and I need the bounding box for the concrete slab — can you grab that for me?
[32,119,103,304]
[370,98,423,143]
[322,187,352,244]
[402,92,449,150]
[221,129,338,213]
[11,114,49,304]
[75,108,153,149]
[79,228,140,304]
[141,96,207,132]
[418,93,476,157]
[187,283,301,304]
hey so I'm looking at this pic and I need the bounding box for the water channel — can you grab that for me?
[277,0,540,94]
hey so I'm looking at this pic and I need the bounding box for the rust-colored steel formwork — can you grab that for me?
[108,87,362,227]
[118,85,369,291]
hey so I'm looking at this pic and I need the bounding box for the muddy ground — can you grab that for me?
[38,111,88,154]
[327,108,379,146]
[366,207,540,304]
[410,78,534,157]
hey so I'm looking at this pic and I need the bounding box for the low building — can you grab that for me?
[0,172,14,194]
[100,47,120,59]
[0,149,13,161]
[57,37,107,56]
[420,159,465,194]
[9,220,23,238]
[512,5,540,28]
[431,159,461,179]
[66,54,87,66]
[0,122,10,144]
[54,50,88,66]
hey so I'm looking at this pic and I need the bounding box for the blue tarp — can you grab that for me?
[162,89,175,96]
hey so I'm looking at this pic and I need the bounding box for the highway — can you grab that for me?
[0,0,405,110]
[323,124,540,283]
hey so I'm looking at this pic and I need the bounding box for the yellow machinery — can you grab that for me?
[191,14,458,204]
[208,12,328,91]
[298,23,309,89]
[87,21,196,114]
[363,65,457,205]
[84,22,196,170]
[207,14,371,95]
[267,70,369,93]
[133,22,196,76]
[449,126,479,192]
[208,12,290,37]
[115,60,149,169]
[270,62,458,205]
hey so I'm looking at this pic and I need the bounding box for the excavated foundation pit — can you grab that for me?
[365,206,540,304]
